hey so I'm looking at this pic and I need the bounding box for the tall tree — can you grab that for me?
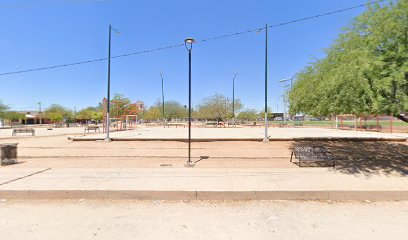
[45,104,73,121]
[196,94,243,121]
[289,0,408,121]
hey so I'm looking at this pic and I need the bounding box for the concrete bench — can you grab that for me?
[12,128,35,136]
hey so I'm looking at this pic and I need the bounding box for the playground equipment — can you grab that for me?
[102,98,142,133]
[335,114,396,133]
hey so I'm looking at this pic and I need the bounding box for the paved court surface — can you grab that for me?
[0,126,91,138]
[1,167,406,192]
[0,200,407,240]
[74,126,408,140]
[0,167,407,200]
[1,126,407,140]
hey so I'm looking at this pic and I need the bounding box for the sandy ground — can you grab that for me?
[0,200,407,240]
[1,134,407,172]
[1,126,407,140]
[0,135,295,168]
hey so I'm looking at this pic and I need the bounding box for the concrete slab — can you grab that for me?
[0,168,407,200]
[69,127,408,141]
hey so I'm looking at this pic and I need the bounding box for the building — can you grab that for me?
[17,111,49,125]
[134,100,145,112]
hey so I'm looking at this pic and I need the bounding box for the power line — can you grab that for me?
[0,0,386,77]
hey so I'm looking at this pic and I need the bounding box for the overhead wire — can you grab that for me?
[0,0,386,77]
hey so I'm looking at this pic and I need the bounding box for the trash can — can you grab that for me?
[0,143,18,166]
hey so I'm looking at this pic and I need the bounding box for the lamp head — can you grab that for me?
[184,38,195,44]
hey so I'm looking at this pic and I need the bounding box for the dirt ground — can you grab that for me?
[1,135,407,175]
[0,136,294,168]
[0,200,407,240]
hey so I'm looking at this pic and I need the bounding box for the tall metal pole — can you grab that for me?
[105,24,112,142]
[263,24,269,142]
[283,95,286,123]
[232,72,237,127]
[188,48,192,164]
[38,102,42,125]
[184,38,195,167]
[160,72,165,125]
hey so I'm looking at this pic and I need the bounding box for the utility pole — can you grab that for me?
[160,72,165,126]
[283,95,286,124]
[106,24,112,142]
[232,72,238,127]
[73,107,77,124]
[38,102,42,125]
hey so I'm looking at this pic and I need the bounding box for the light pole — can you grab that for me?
[184,37,195,166]
[278,76,295,122]
[160,72,165,126]
[263,24,269,143]
[37,102,42,125]
[278,77,294,90]
[105,24,120,142]
[232,72,238,127]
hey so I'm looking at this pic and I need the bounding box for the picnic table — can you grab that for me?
[290,145,335,167]
[12,128,35,136]
[85,125,100,133]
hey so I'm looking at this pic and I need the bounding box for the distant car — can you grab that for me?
[274,117,283,121]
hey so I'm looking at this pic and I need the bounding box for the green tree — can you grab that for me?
[289,0,408,121]
[237,109,258,120]
[76,107,102,122]
[110,94,132,118]
[0,101,9,119]
[2,111,25,121]
[45,104,73,122]
[150,100,188,121]
[196,94,243,121]
[47,112,64,123]
[143,107,161,121]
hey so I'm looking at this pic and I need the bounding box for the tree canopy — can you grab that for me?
[237,109,258,120]
[76,107,102,121]
[289,0,408,118]
[144,100,187,121]
[45,104,73,122]
[196,94,243,121]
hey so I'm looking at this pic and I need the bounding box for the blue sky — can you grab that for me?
[0,0,370,112]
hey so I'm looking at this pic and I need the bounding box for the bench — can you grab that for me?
[165,123,186,128]
[12,128,35,136]
[290,145,335,167]
[85,125,100,133]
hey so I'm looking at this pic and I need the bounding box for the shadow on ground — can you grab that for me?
[291,141,408,176]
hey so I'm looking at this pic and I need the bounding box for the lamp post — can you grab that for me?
[105,24,120,142]
[160,72,165,126]
[278,76,294,122]
[37,102,42,125]
[232,72,238,127]
[263,24,269,143]
[184,38,195,166]
[278,77,294,90]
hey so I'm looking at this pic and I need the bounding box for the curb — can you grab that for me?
[68,137,407,142]
[1,190,408,201]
